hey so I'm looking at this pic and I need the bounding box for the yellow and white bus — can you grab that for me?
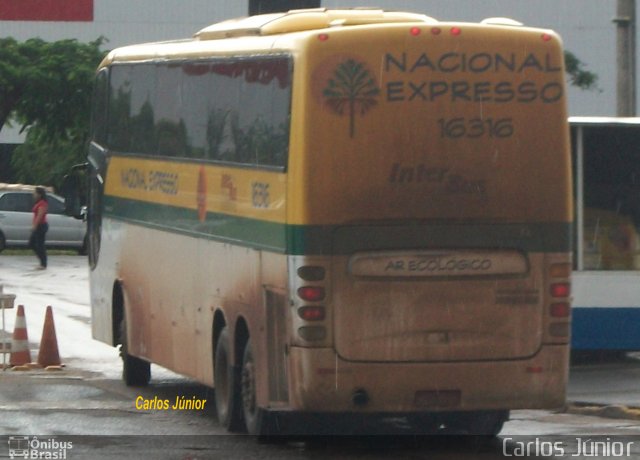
[71,9,573,435]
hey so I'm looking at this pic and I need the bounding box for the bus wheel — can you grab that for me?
[240,339,264,435]
[214,328,243,432]
[119,318,151,387]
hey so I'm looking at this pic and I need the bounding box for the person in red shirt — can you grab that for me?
[30,186,49,270]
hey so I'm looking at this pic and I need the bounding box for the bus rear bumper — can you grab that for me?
[286,345,568,413]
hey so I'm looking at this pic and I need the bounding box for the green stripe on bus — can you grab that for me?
[104,196,572,255]
[104,196,286,252]
[287,222,572,255]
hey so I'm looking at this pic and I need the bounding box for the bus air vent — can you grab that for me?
[195,9,438,40]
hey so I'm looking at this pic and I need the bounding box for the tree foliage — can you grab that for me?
[0,37,106,188]
[564,50,599,91]
[10,124,87,188]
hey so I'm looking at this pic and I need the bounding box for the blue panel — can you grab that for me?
[571,307,640,350]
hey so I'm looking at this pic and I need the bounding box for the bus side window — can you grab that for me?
[106,57,291,169]
[91,69,109,146]
[581,126,640,270]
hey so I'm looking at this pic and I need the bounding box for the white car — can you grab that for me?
[0,186,87,253]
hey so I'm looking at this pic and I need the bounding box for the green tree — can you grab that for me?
[564,50,599,91]
[323,59,380,138]
[1,37,107,188]
[10,125,87,188]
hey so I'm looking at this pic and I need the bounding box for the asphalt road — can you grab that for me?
[1,255,640,459]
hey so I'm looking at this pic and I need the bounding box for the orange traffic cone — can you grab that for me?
[10,305,31,366]
[37,306,61,367]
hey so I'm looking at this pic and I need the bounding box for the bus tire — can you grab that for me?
[240,339,265,435]
[214,328,243,432]
[0,231,5,253]
[119,318,151,387]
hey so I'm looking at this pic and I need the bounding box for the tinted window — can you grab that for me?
[107,56,291,168]
[0,193,33,212]
[91,69,109,145]
[579,126,640,271]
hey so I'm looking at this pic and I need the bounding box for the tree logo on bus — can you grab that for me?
[323,59,380,138]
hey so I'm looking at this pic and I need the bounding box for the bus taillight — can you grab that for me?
[549,323,571,337]
[298,306,326,321]
[549,263,571,278]
[546,259,571,340]
[298,326,327,341]
[550,283,570,298]
[550,302,570,318]
[291,258,331,345]
[297,266,325,281]
[298,286,325,302]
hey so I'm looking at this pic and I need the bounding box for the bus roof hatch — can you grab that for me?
[194,9,438,40]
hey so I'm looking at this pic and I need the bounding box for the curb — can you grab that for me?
[565,402,640,421]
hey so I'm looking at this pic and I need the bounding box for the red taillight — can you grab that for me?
[318,33,329,41]
[410,27,421,36]
[298,306,326,321]
[431,27,441,35]
[550,283,570,298]
[450,27,462,36]
[550,302,571,318]
[541,33,552,42]
[297,286,325,302]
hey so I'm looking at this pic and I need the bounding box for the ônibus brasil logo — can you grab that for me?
[322,58,380,138]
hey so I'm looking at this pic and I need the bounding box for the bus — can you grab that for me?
[571,117,640,351]
[65,9,572,435]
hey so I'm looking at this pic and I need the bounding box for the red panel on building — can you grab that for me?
[0,0,93,22]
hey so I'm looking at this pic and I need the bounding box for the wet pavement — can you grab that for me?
[2,255,640,459]
[569,358,640,407]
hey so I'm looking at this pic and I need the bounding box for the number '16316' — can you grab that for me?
[437,117,514,139]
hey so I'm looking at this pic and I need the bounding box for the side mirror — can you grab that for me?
[61,164,87,219]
